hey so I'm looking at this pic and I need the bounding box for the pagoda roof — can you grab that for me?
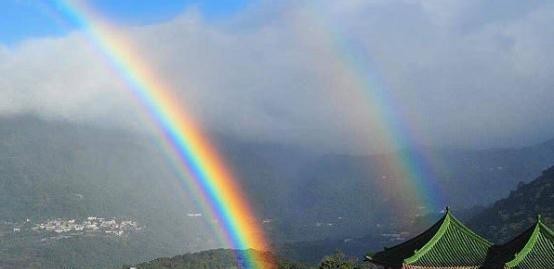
[368,208,492,268]
[482,215,554,269]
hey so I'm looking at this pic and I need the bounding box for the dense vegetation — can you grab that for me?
[127,249,376,269]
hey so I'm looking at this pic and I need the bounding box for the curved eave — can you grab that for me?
[505,218,554,268]
[403,212,451,264]
[365,256,401,268]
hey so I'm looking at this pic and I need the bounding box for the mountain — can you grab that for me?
[0,116,219,268]
[276,164,554,265]
[272,164,554,265]
[126,248,378,269]
[276,234,380,265]
[220,138,554,242]
[469,166,554,243]
[125,248,309,269]
[2,115,554,267]
[274,207,483,265]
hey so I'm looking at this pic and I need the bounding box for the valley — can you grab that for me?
[0,116,553,268]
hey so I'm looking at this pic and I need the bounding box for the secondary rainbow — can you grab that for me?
[300,5,445,213]
[333,38,445,212]
[56,1,272,268]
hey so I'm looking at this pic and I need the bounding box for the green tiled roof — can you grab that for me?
[483,216,554,269]
[368,208,492,268]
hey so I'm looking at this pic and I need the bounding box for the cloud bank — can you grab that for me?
[1,0,553,152]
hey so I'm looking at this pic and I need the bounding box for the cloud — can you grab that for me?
[0,33,136,122]
[0,0,553,152]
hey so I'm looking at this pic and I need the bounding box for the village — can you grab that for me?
[3,217,141,239]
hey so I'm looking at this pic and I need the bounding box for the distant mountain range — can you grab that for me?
[277,164,554,265]
[220,134,554,241]
[469,166,554,243]
[1,115,554,268]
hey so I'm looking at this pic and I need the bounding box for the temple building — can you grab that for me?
[366,208,554,269]
[482,215,554,269]
[366,208,492,269]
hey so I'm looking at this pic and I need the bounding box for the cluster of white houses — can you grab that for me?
[9,217,141,237]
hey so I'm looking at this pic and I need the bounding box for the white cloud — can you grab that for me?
[1,0,553,152]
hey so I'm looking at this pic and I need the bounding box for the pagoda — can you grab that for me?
[482,215,554,269]
[366,208,492,269]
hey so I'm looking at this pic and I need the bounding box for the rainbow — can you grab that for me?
[52,1,446,267]
[335,42,445,212]
[55,1,272,268]
[297,4,445,214]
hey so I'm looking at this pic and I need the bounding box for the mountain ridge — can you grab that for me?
[1,115,554,267]
[469,166,554,243]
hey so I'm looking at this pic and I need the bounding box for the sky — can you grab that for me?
[0,0,553,153]
[0,0,249,44]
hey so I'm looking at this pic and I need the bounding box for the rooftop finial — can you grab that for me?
[537,214,543,223]
[445,206,450,213]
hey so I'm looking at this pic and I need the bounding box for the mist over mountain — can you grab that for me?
[1,115,554,268]
[130,163,554,268]
[274,164,554,265]
[0,115,219,268]
[217,133,554,242]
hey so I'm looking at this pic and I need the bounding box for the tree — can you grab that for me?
[318,251,356,269]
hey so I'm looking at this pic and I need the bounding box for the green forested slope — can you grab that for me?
[128,248,310,269]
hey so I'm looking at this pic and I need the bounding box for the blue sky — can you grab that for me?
[0,0,250,44]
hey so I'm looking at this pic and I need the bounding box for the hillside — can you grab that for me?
[126,248,309,269]
[274,207,482,265]
[2,116,554,267]
[470,166,554,243]
[0,116,219,268]
[276,234,380,265]
[231,142,554,241]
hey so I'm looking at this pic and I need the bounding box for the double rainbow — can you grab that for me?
[56,1,272,268]
[54,1,446,267]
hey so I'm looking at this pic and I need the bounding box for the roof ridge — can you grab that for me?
[538,218,554,237]
[403,210,491,265]
[403,211,451,264]
[505,219,543,267]
[447,211,492,245]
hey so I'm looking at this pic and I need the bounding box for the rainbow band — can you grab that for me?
[334,36,445,212]
[299,5,445,213]
[331,33,444,213]
[56,1,271,268]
